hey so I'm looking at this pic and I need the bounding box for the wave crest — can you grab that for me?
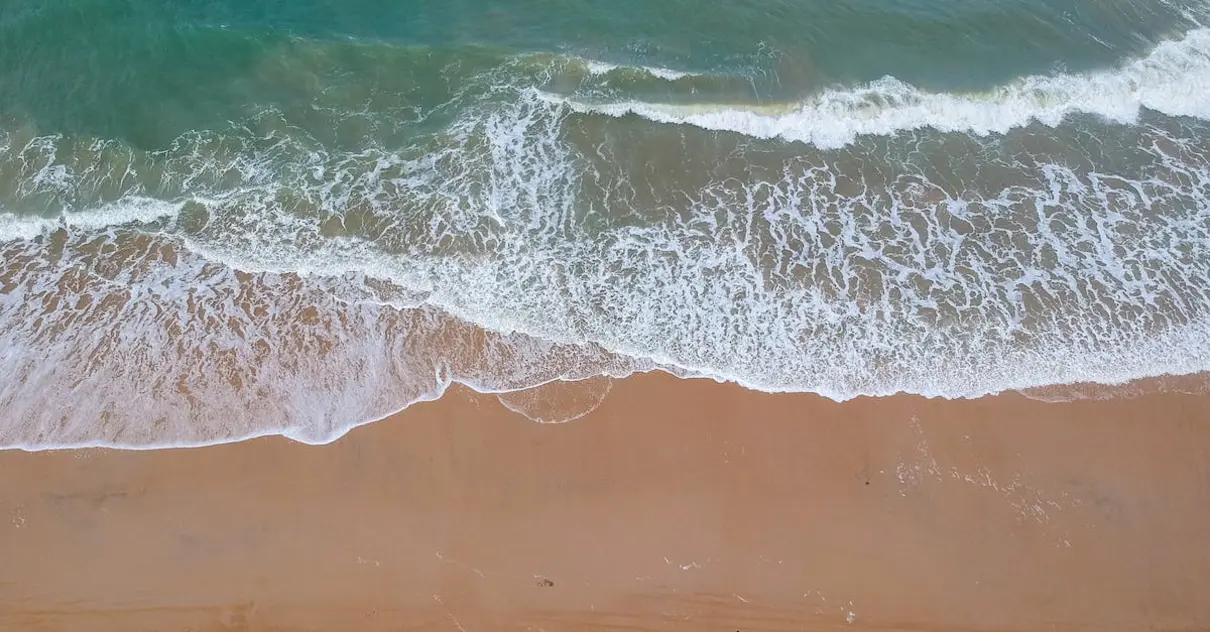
[3,30,1210,448]
[552,29,1210,148]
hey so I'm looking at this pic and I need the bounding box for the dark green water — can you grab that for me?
[1,0,1209,447]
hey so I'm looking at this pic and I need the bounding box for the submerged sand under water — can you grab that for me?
[3,5,1210,629]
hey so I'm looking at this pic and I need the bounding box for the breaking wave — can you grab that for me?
[552,28,1210,148]
[2,29,1210,448]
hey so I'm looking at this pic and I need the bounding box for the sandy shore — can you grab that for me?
[2,372,1209,631]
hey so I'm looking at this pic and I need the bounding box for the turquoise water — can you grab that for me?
[2,0,1210,447]
[0,0,1198,145]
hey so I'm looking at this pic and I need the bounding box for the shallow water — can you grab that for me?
[2,0,1209,447]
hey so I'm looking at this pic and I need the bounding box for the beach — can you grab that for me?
[4,373,1209,631]
[4,2,1210,629]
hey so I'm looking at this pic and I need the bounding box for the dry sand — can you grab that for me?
[2,372,1209,631]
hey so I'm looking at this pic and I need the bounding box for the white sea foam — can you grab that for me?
[0,214,57,241]
[0,232,649,450]
[0,197,183,241]
[554,28,1210,148]
[2,37,1210,448]
[580,58,693,81]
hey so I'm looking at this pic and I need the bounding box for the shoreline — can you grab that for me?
[3,372,1209,631]
[6,368,1209,452]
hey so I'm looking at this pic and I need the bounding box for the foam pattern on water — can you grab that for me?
[0,230,647,448]
[555,28,1210,149]
[2,35,1210,447]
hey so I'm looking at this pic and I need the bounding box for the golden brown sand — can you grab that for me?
[2,373,1209,631]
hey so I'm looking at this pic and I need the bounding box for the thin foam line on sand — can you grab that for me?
[2,372,1208,631]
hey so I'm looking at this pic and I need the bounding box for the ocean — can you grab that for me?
[1,0,1209,447]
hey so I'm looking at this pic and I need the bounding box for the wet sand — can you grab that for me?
[2,372,1209,631]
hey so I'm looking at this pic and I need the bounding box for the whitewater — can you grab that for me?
[553,28,1210,148]
[1,28,1209,449]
